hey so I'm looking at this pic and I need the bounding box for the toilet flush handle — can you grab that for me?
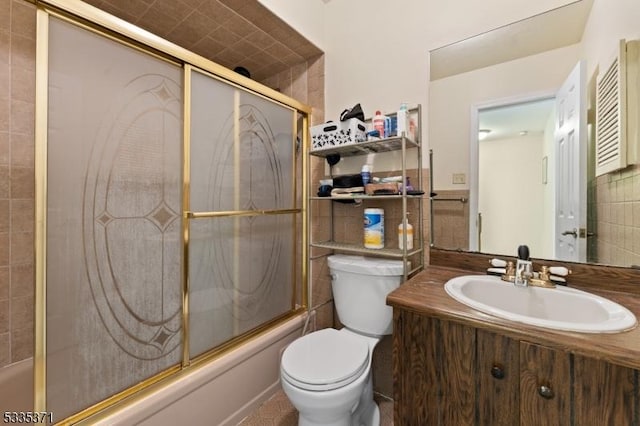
[330,273,337,281]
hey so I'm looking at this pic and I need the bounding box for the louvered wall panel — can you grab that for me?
[595,40,627,176]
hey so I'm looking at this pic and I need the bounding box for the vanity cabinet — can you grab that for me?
[393,310,639,425]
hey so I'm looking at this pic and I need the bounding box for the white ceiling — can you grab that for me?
[478,98,556,141]
[430,0,594,80]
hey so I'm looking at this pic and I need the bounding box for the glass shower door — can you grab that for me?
[45,16,183,420]
[188,68,298,358]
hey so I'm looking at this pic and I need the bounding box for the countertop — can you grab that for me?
[386,265,640,371]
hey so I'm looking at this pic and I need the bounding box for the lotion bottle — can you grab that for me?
[398,214,413,250]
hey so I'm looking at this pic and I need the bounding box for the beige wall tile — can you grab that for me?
[10,263,31,298]
[136,8,180,37]
[0,30,8,66]
[0,61,8,100]
[0,299,8,333]
[10,231,32,265]
[0,0,9,31]
[10,294,32,330]
[10,199,32,232]
[0,232,8,266]
[10,33,35,71]
[10,67,34,103]
[314,300,333,331]
[0,199,8,233]
[11,325,32,362]
[0,132,9,165]
[0,98,9,133]
[10,133,33,168]
[0,266,8,300]
[0,332,9,368]
[10,0,36,40]
[10,100,34,136]
[10,167,33,199]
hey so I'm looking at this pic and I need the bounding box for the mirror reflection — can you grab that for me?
[429,0,640,267]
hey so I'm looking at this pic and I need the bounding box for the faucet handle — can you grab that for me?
[500,261,516,283]
[538,265,551,281]
[490,258,507,267]
[548,266,571,277]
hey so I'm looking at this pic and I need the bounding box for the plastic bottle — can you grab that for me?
[398,214,413,250]
[364,208,384,249]
[397,103,408,138]
[405,177,414,192]
[361,164,372,186]
[373,111,385,138]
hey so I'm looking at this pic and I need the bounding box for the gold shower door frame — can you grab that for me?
[34,1,310,423]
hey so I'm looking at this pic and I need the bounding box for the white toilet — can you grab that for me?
[280,254,405,426]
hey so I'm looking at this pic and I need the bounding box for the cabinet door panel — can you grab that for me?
[520,342,571,426]
[477,330,520,425]
[393,310,439,425]
[573,354,637,425]
[439,320,476,426]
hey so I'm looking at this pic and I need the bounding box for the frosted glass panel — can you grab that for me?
[189,69,296,357]
[189,71,295,212]
[189,216,295,356]
[46,17,182,419]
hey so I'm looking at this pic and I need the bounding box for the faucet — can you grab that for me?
[514,245,533,287]
[499,245,567,288]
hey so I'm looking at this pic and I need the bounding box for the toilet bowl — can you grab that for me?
[280,255,405,426]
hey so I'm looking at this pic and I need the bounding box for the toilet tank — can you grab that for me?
[327,255,405,336]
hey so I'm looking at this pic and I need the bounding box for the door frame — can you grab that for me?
[468,90,557,252]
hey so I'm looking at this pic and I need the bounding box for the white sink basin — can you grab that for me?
[444,275,637,333]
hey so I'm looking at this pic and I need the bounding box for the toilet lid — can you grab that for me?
[281,329,369,391]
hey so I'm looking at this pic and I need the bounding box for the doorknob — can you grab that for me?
[561,228,578,237]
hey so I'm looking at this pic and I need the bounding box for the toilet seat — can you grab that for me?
[281,328,370,392]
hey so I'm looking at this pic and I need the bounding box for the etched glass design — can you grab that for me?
[46,18,182,418]
[188,70,295,357]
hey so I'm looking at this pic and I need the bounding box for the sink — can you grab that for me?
[444,275,637,333]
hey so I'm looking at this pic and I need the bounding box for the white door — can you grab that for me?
[554,61,587,262]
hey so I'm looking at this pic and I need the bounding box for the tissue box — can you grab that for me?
[311,118,367,151]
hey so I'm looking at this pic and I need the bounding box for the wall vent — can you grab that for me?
[595,40,627,177]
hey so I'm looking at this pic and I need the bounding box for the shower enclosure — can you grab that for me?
[35,5,309,423]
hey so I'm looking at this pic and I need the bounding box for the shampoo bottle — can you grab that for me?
[398,214,413,250]
[373,110,385,138]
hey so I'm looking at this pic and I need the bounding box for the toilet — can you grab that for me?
[280,254,405,426]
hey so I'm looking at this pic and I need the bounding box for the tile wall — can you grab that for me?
[431,189,470,251]
[592,164,640,267]
[0,0,36,368]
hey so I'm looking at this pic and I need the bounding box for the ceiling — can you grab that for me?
[479,98,556,141]
[430,0,594,80]
[82,0,323,81]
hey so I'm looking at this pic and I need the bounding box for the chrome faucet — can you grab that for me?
[514,258,533,286]
[513,245,532,286]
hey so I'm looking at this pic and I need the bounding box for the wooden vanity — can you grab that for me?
[387,259,640,425]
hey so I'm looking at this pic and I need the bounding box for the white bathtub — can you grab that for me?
[0,315,303,425]
[0,358,34,413]
[81,314,305,425]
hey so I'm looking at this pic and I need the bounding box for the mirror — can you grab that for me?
[429,0,640,267]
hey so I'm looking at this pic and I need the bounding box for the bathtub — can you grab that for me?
[0,358,34,413]
[0,315,303,425]
[80,314,305,425]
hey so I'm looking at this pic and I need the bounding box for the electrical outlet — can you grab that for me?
[452,173,466,184]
